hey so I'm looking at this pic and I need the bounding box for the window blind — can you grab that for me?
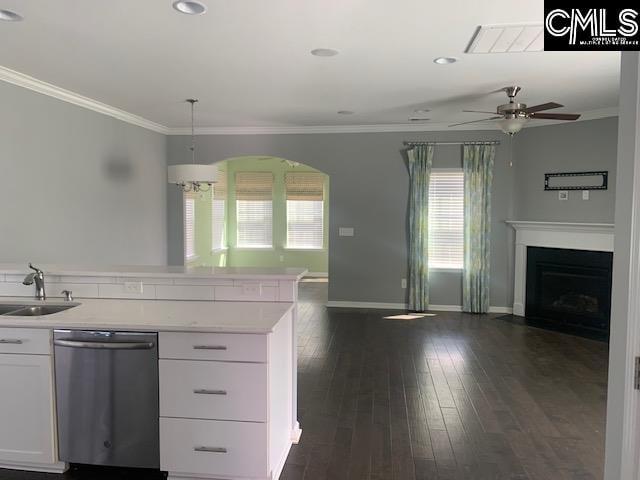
[285,172,324,249]
[184,193,196,261]
[428,169,464,269]
[236,172,273,248]
[211,164,227,251]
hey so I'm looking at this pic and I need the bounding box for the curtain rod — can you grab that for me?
[403,140,500,146]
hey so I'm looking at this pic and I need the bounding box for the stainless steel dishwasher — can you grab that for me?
[53,330,159,469]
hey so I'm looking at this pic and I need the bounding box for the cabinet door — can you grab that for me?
[0,354,56,465]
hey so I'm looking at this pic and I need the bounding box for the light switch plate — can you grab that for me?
[558,191,569,201]
[339,227,355,237]
[582,190,590,200]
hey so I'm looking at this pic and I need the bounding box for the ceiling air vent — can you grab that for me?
[466,23,544,53]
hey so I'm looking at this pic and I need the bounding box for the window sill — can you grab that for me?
[211,247,228,254]
[429,266,463,272]
[284,247,326,252]
[234,247,275,251]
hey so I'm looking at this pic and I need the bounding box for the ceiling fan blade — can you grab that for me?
[530,112,581,121]
[449,116,502,127]
[463,109,498,114]
[525,102,563,114]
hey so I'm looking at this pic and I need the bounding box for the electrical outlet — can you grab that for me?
[339,227,355,237]
[242,282,262,297]
[558,191,569,201]
[401,278,407,289]
[582,190,590,200]
[124,281,143,294]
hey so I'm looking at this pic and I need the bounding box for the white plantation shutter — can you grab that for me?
[286,173,324,249]
[212,164,227,250]
[236,172,273,248]
[428,169,464,269]
[184,192,196,261]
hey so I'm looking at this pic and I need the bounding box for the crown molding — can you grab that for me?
[1,65,618,137]
[166,107,619,136]
[0,66,169,134]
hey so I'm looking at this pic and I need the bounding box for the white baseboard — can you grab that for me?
[326,301,512,314]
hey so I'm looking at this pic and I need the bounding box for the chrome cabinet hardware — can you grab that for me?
[193,389,227,395]
[194,446,227,453]
[0,338,23,344]
[192,345,227,350]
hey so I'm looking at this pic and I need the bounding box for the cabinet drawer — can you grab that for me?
[0,328,51,355]
[160,417,267,478]
[160,359,267,422]
[159,332,267,362]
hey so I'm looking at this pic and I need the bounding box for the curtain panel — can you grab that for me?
[462,144,495,313]
[407,145,433,311]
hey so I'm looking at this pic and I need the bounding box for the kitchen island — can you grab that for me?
[0,264,305,480]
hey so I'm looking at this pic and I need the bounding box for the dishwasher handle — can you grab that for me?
[54,339,155,350]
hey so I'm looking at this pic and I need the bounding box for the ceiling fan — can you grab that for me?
[449,86,581,135]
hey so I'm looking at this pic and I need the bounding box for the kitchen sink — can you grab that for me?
[0,305,28,315]
[0,304,79,316]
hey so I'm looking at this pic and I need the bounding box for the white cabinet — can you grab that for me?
[159,312,294,480]
[0,329,64,473]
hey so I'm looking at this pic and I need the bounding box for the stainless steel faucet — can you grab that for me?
[23,263,46,300]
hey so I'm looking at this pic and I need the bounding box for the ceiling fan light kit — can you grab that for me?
[450,86,582,135]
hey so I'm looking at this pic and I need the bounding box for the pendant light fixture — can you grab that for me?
[168,98,217,193]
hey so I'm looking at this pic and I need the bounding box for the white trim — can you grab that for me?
[1,66,618,137]
[506,220,615,317]
[325,301,512,313]
[0,66,169,134]
[304,272,328,278]
[1,65,618,137]
[165,107,618,135]
[0,461,67,474]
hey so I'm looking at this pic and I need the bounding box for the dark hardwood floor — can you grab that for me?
[282,282,608,480]
[0,282,608,480]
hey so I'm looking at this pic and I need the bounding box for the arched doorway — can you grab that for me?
[184,156,329,278]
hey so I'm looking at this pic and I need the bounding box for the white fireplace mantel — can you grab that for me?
[506,221,615,316]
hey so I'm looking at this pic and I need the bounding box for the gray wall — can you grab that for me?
[0,82,168,265]
[514,117,618,222]
[167,130,516,307]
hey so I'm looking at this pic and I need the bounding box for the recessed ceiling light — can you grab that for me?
[0,9,23,21]
[409,117,430,122]
[311,48,339,57]
[172,1,207,15]
[413,109,430,114]
[433,57,457,65]
[337,110,354,115]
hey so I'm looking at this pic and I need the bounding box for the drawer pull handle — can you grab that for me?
[193,345,227,350]
[0,339,23,344]
[194,446,227,453]
[193,389,227,395]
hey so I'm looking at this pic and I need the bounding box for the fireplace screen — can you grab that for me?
[525,247,612,338]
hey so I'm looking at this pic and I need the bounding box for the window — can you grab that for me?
[184,192,196,261]
[212,164,227,251]
[235,172,273,248]
[285,172,324,249]
[428,169,464,269]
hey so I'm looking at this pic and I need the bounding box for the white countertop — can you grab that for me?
[0,298,293,334]
[0,264,307,281]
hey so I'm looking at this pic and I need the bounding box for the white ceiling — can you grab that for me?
[0,0,620,131]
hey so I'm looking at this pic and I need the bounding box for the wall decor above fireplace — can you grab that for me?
[544,171,608,191]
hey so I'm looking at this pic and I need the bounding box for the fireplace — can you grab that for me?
[525,246,613,340]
